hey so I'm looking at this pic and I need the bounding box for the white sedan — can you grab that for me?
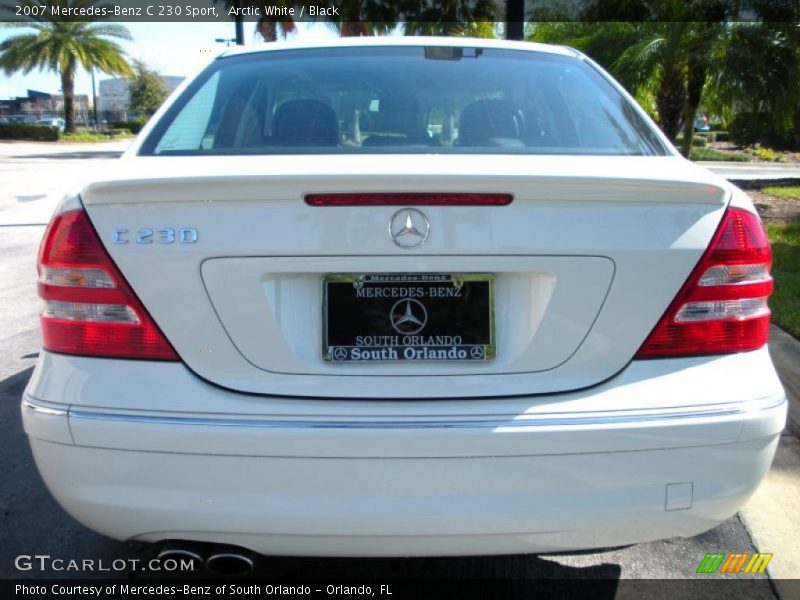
[22,37,785,571]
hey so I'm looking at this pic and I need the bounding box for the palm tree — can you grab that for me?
[214,1,297,42]
[402,0,499,36]
[708,18,800,148]
[0,6,132,132]
[456,22,500,39]
[326,0,396,37]
[530,3,732,155]
[336,21,393,37]
[327,0,497,38]
[610,21,694,147]
[676,22,726,156]
[256,18,297,42]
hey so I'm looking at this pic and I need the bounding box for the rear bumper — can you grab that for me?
[21,349,787,556]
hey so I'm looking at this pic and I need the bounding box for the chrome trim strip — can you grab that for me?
[751,395,787,412]
[206,552,254,572]
[22,399,69,417]
[67,404,770,430]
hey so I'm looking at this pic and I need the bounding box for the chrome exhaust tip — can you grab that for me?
[156,541,206,572]
[205,548,255,576]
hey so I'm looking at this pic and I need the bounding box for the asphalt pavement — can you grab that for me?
[0,141,796,592]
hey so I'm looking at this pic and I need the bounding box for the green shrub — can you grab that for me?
[690,147,751,161]
[61,130,135,142]
[676,134,708,147]
[112,117,147,134]
[730,112,793,148]
[715,131,730,142]
[0,123,60,141]
[730,112,772,146]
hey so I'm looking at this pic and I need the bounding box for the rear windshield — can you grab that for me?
[140,46,668,157]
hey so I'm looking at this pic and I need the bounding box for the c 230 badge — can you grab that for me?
[113,227,198,245]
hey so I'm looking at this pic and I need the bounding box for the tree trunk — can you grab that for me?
[257,20,276,42]
[340,22,369,36]
[61,60,76,133]
[793,103,800,149]
[680,59,707,157]
[656,63,685,142]
[505,0,524,40]
[679,107,697,158]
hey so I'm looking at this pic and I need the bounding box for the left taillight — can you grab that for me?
[37,208,179,360]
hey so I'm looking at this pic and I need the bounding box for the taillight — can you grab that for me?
[635,207,773,358]
[37,209,179,360]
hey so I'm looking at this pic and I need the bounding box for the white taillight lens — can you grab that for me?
[698,264,771,287]
[42,301,140,324]
[40,266,116,288]
[674,298,770,322]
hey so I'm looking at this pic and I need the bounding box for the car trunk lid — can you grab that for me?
[81,154,729,398]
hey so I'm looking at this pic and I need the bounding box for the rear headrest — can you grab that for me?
[375,94,424,135]
[458,99,525,146]
[272,99,339,147]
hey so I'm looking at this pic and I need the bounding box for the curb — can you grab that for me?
[769,325,800,437]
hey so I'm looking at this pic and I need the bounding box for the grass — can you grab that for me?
[767,221,800,338]
[690,147,751,162]
[60,130,134,143]
[762,186,800,201]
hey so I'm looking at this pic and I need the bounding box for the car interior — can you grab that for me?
[149,48,665,156]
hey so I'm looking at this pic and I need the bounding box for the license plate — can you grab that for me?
[322,273,495,362]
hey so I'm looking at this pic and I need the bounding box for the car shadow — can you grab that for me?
[251,553,621,583]
[0,366,132,579]
[0,365,34,395]
[130,543,622,597]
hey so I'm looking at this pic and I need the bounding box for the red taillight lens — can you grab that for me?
[305,193,513,206]
[635,207,773,358]
[37,209,179,360]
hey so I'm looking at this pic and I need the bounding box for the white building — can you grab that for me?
[98,75,184,116]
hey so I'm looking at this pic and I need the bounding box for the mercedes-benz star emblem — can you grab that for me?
[470,346,485,359]
[389,299,428,335]
[389,208,430,249]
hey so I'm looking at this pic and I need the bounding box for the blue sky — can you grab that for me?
[0,21,338,99]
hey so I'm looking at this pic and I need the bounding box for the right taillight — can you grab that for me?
[37,208,179,361]
[635,207,773,358]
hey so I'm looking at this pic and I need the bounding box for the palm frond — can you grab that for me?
[0,7,134,131]
[89,23,134,41]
